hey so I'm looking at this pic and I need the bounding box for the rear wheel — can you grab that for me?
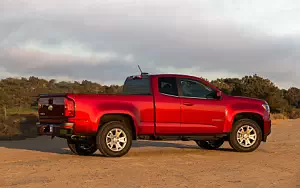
[229,119,262,152]
[195,138,224,150]
[96,121,132,157]
[67,139,98,156]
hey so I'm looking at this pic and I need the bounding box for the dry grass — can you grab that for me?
[1,119,300,188]
[0,114,38,140]
[270,113,288,120]
[270,113,289,125]
[6,107,37,116]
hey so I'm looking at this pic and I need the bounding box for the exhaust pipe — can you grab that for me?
[71,135,78,140]
[71,135,87,140]
[70,135,93,143]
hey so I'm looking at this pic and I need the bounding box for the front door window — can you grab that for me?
[180,78,216,99]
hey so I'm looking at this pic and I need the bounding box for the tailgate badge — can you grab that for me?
[48,105,53,111]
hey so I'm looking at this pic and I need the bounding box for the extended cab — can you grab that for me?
[37,73,272,157]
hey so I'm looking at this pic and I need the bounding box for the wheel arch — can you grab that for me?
[98,113,137,140]
[232,112,264,136]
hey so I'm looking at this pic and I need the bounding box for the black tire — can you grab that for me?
[229,119,262,152]
[96,121,132,157]
[67,139,98,156]
[195,138,224,150]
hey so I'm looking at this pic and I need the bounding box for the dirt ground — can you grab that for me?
[0,119,299,188]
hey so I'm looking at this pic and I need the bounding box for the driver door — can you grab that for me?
[179,78,226,134]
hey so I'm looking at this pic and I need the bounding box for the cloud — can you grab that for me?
[0,44,138,84]
[0,0,300,88]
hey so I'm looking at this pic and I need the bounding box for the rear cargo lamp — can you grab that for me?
[64,98,75,117]
[133,75,142,79]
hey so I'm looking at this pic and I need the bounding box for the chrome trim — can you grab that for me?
[36,122,74,127]
[179,96,218,100]
[161,93,218,100]
[48,105,53,111]
[160,93,179,98]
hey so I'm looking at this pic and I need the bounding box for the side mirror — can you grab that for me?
[216,90,222,99]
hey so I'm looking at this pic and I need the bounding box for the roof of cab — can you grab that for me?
[150,73,217,90]
[125,73,218,90]
[151,73,206,80]
[127,73,207,81]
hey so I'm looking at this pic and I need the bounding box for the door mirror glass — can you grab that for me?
[216,90,222,99]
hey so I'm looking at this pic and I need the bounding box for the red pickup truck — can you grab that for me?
[37,73,271,157]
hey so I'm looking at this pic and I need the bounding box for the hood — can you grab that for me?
[224,95,266,105]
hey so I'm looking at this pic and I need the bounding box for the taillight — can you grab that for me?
[64,98,75,117]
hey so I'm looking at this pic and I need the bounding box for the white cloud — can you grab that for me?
[0,0,300,88]
[20,40,135,64]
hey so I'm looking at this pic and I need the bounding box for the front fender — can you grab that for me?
[223,103,266,132]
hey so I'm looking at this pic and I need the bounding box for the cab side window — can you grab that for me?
[158,77,178,96]
[179,78,215,99]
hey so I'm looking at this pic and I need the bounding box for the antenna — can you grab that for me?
[137,65,149,76]
[138,65,143,74]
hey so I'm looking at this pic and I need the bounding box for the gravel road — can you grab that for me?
[1,119,300,188]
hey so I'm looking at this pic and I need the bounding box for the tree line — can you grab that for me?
[211,75,300,118]
[0,75,299,118]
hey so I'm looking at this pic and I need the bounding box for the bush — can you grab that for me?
[270,113,288,120]
[286,109,300,119]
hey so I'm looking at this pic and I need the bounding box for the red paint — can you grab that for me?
[38,74,272,140]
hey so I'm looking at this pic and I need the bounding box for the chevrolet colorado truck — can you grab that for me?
[37,73,272,157]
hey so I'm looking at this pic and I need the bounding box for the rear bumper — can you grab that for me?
[36,122,74,137]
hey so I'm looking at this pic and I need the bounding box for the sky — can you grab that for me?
[0,0,300,88]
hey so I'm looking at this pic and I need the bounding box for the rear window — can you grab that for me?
[158,77,178,96]
[122,76,151,95]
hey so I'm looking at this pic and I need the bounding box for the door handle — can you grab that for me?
[183,102,194,106]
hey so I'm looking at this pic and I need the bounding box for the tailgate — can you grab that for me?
[38,94,75,122]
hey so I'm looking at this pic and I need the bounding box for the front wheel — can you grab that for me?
[195,138,224,150]
[67,139,98,156]
[96,121,132,157]
[229,119,262,152]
